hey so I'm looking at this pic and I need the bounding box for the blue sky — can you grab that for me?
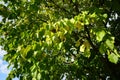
[0,46,10,80]
[0,2,10,78]
[0,1,9,79]
[0,46,19,80]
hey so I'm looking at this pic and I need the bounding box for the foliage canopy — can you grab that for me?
[0,0,120,80]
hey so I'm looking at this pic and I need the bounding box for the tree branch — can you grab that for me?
[84,25,98,50]
[50,0,75,16]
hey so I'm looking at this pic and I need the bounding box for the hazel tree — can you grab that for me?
[0,0,120,80]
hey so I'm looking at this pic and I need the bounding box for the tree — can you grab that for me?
[0,0,120,80]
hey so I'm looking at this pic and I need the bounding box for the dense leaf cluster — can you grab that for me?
[0,0,120,80]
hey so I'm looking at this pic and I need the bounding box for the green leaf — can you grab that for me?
[75,40,80,47]
[99,43,106,54]
[96,30,106,42]
[31,0,35,3]
[72,0,76,3]
[21,45,31,59]
[21,0,27,3]
[67,20,74,29]
[58,42,63,50]
[32,78,36,80]
[37,73,41,80]
[105,39,114,50]
[85,19,89,25]
[114,49,120,57]
[30,64,36,72]
[103,14,108,18]
[39,29,45,37]
[108,53,118,64]
[1,0,120,79]
[90,12,97,18]
[70,18,75,24]
[84,49,91,58]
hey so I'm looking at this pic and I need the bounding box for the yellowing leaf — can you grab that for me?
[84,41,91,57]
[80,44,85,52]
[84,40,90,48]
[21,45,31,59]
[63,28,67,34]
[75,40,80,47]
[80,40,90,52]
[76,21,83,30]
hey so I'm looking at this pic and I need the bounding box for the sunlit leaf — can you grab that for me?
[58,42,63,50]
[108,53,118,64]
[21,45,31,59]
[1,0,120,79]
[96,30,106,42]
[103,14,108,18]
[105,38,114,50]
[80,44,85,52]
